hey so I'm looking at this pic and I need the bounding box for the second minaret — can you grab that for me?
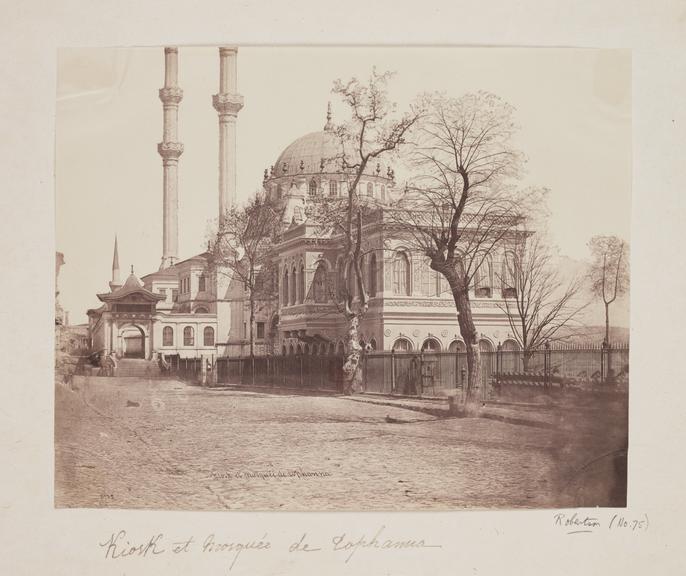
[158,46,184,269]
[212,47,244,223]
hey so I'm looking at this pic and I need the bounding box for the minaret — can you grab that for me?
[109,235,122,291]
[212,47,244,222]
[158,46,184,269]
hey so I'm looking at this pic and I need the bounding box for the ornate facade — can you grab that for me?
[87,46,525,362]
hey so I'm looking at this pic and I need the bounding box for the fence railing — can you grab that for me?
[163,341,629,398]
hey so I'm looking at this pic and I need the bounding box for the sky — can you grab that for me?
[56,47,631,325]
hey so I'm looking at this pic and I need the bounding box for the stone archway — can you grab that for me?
[119,324,146,358]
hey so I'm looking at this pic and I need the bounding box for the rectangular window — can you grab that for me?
[257,322,265,339]
[199,275,206,292]
[243,322,247,339]
[172,289,178,302]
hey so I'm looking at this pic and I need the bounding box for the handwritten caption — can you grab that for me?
[553,512,650,535]
[99,526,442,571]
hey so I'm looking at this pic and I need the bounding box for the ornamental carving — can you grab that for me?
[158,87,183,104]
[213,93,245,116]
[157,141,184,159]
[382,298,499,309]
[384,329,391,336]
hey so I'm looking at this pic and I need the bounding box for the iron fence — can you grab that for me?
[162,341,629,397]
[213,354,345,391]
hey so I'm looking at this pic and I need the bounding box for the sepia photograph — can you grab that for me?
[54,46,631,511]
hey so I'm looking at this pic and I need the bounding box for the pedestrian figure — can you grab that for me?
[407,355,421,396]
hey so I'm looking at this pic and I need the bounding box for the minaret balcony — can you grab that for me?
[212,93,244,117]
[159,87,183,104]
[157,141,184,159]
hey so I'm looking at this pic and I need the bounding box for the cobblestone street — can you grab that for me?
[55,376,627,511]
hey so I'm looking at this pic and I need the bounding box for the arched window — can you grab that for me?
[393,251,410,295]
[438,274,449,297]
[501,339,520,372]
[392,338,413,352]
[183,326,194,347]
[336,341,345,355]
[194,307,208,314]
[282,344,287,356]
[421,259,436,296]
[309,179,318,197]
[366,182,373,196]
[203,326,215,346]
[293,206,303,221]
[290,266,297,305]
[298,263,305,303]
[474,257,493,298]
[313,262,327,303]
[369,338,377,351]
[198,274,206,292]
[162,326,173,347]
[329,180,338,196]
[282,267,289,305]
[502,251,517,298]
[479,339,494,353]
[368,253,377,297]
[422,338,441,352]
[449,340,466,353]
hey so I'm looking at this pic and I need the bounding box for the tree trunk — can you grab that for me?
[604,301,610,345]
[441,265,481,412]
[249,295,256,386]
[342,314,363,394]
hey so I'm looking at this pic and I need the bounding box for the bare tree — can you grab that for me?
[390,91,543,410]
[588,235,629,345]
[497,235,589,369]
[308,69,422,393]
[209,192,284,359]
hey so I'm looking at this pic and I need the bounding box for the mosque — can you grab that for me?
[87,47,525,364]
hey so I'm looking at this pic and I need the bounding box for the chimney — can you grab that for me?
[158,46,184,268]
[212,47,244,223]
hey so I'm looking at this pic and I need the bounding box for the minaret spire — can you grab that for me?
[324,101,333,131]
[109,235,122,291]
[213,47,244,223]
[158,46,184,269]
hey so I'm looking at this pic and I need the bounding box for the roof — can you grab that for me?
[271,128,391,180]
[97,272,165,302]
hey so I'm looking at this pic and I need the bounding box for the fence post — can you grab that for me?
[543,340,550,390]
[299,353,304,388]
[601,340,607,384]
[496,342,502,387]
[454,347,459,389]
[391,349,396,394]
[420,350,425,397]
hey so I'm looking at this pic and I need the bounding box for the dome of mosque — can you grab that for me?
[269,105,392,180]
